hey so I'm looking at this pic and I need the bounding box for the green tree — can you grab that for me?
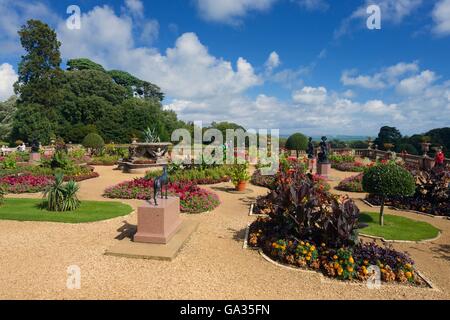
[14,20,62,105]
[374,126,402,150]
[286,133,308,157]
[10,103,55,144]
[0,96,17,141]
[67,58,106,72]
[362,164,415,226]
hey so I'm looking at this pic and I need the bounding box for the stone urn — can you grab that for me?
[421,142,431,156]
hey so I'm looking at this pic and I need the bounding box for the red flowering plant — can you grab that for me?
[0,175,53,193]
[104,178,220,213]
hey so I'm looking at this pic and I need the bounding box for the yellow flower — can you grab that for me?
[300,241,305,246]
[338,268,344,275]
[347,266,354,273]
[306,256,311,261]
[334,262,340,269]
[321,243,326,247]
[333,255,338,260]
[405,264,412,269]
[349,257,354,264]
[306,243,311,247]
[302,250,308,255]
[310,246,316,251]
[363,260,369,265]
[405,272,412,279]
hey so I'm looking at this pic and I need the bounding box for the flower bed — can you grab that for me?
[248,217,424,286]
[336,174,364,193]
[104,178,220,213]
[332,162,367,172]
[248,160,424,286]
[250,170,276,189]
[0,175,53,193]
[145,166,230,185]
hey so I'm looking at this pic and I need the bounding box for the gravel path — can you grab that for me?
[1,166,449,299]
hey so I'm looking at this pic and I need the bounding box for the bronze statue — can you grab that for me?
[307,137,314,159]
[153,166,169,206]
[318,136,329,163]
[31,140,40,153]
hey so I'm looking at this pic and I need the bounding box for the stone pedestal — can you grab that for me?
[423,156,435,170]
[317,162,331,179]
[308,158,316,173]
[134,197,182,244]
[29,152,41,163]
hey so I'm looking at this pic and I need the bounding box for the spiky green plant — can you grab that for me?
[61,180,81,212]
[43,173,66,211]
[143,127,160,143]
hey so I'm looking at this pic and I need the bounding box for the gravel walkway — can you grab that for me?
[1,166,449,299]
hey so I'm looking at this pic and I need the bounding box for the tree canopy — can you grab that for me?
[9,20,183,145]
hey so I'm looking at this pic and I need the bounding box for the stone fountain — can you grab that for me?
[118,141,172,174]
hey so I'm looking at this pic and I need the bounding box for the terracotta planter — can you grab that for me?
[235,181,247,192]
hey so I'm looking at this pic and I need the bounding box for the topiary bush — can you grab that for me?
[82,133,105,155]
[285,133,308,157]
[362,163,415,226]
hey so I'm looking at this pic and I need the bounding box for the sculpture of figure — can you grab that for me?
[128,145,136,161]
[153,166,169,206]
[31,140,40,153]
[318,136,329,163]
[307,137,314,159]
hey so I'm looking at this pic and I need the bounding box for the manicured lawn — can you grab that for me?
[359,212,440,241]
[0,198,133,223]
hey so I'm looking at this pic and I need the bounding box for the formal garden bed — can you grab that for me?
[104,179,220,213]
[365,166,449,217]
[336,173,364,193]
[247,160,430,287]
[145,164,231,185]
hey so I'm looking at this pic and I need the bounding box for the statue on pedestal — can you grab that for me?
[318,136,329,164]
[153,166,169,206]
[31,140,40,153]
[307,137,314,159]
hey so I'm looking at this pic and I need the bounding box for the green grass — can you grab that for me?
[359,212,440,241]
[0,198,133,223]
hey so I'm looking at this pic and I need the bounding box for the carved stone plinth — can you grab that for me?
[134,197,182,244]
[317,162,331,179]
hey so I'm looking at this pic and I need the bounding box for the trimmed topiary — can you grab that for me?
[362,163,415,226]
[82,133,105,155]
[285,133,308,157]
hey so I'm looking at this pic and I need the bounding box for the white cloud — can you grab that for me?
[396,70,437,95]
[194,0,278,25]
[335,0,423,38]
[341,62,419,90]
[125,0,144,18]
[140,20,159,43]
[0,63,17,101]
[432,0,450,36]
[265,51,280,72]
[292,86,327,105]
[58,5,261,101]
[295,0,329,11]
[0,0,60,57]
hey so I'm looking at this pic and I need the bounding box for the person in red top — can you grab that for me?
[435,149,445,168]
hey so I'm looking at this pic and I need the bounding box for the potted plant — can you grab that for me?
[231,162,251,191]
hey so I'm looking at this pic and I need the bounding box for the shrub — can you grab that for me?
[104,179,220,213]
[285,133,308,157]
[337,174,364,193]
[43,173,81,212]
[82,133,105,155]
[1,153,17,170]
[89,154,120,166]
[230,163,250,186]
[146,166,230,185]
[329,154,356,164]
[254,163,361,248]
[362,163,415,225]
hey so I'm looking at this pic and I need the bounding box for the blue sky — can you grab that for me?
[0,0,449,136]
